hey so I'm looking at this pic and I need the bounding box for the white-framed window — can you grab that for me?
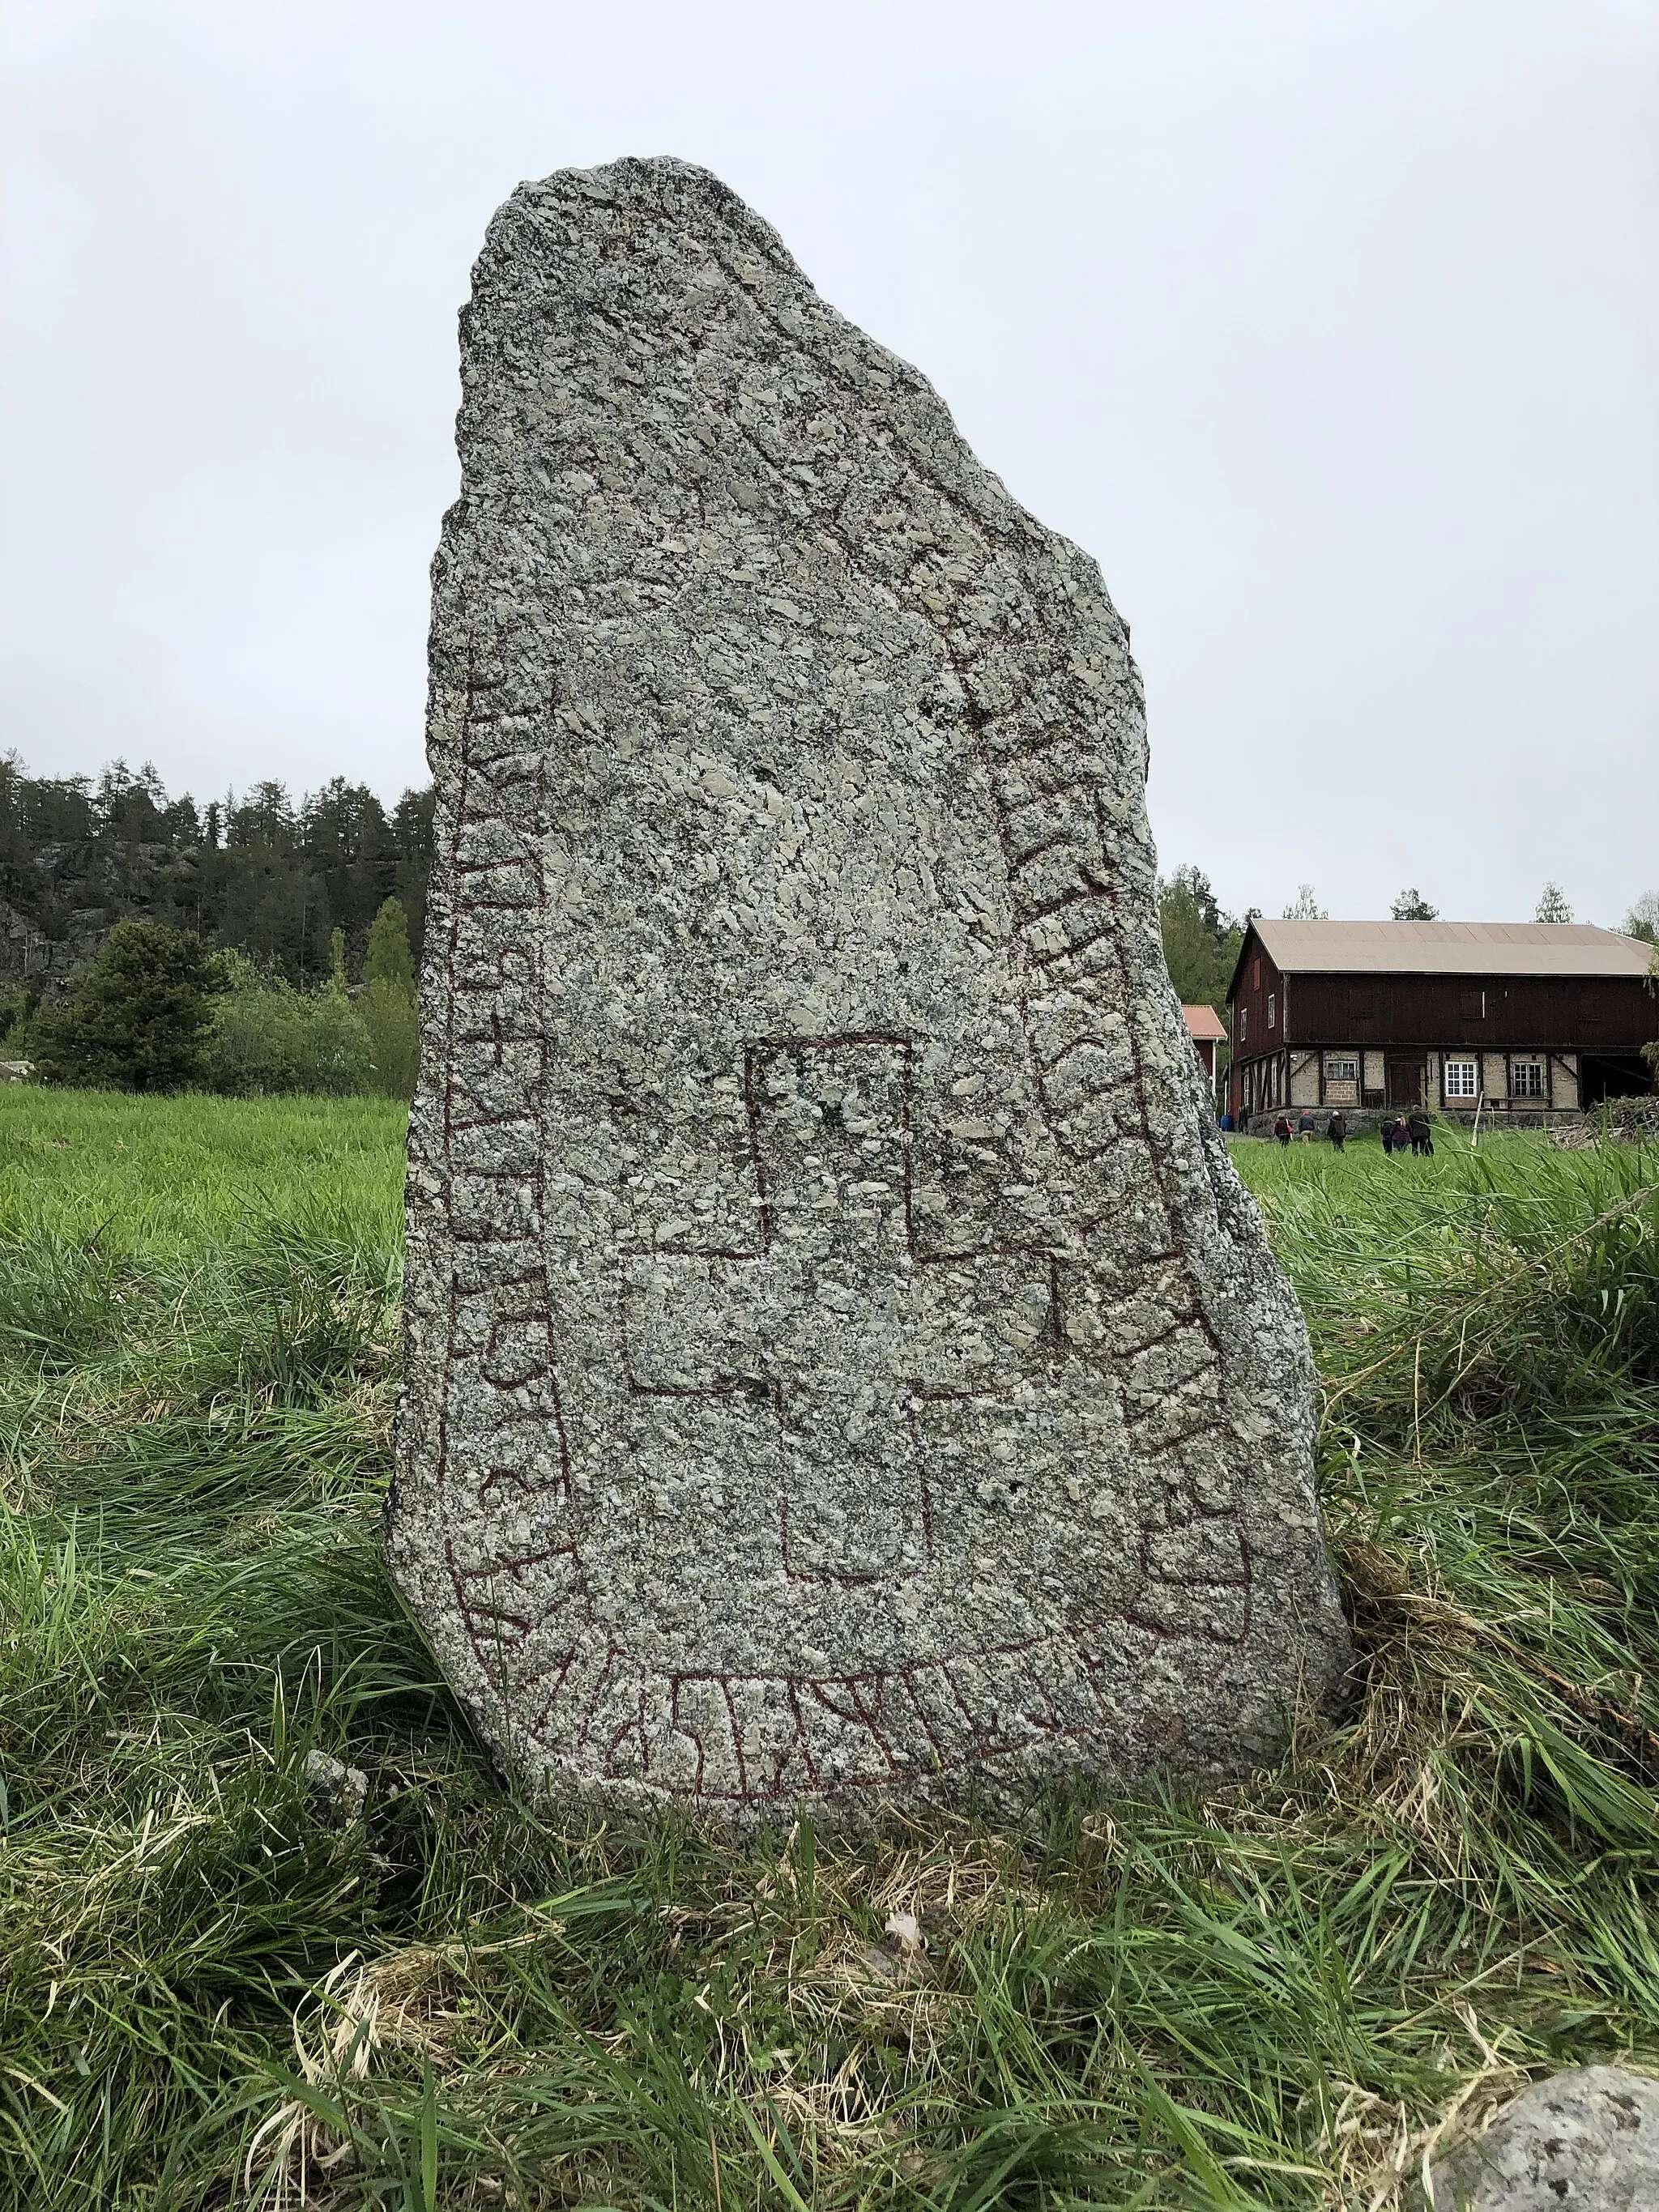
[1444,1058,1478,1100]
[1267,994,1276,1029]
[1511,1057,1545,1099]
[1239,1005,1247,1042]
[1323,1051,1358,1105]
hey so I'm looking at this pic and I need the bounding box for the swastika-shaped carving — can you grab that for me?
[625,1038,1054,1581]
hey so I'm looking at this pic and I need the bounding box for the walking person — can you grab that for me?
[1327,1109,1346,1153]
[1380,1116,1397,1157]
[1296,1108,1316,1144]
[1273,1114,1292,1147]
[1407,1108,1433,1157]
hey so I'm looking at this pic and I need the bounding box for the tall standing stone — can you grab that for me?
[388,157,1350,1828]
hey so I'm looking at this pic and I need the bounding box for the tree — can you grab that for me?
[32,921,217,1090]
[1282,884,1328,921]
[365,896,416,992]
[359,895,420,1098]
[1391,889,1438,920]
[1158,867,1242,1016]
[302,779,401,967]
[1623,892,1659,946]
[391,785,436,959]
[1535,882,1574,924]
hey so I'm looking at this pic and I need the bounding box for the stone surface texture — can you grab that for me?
[387,156,1350,1828]
[1431,2068,1659,2211]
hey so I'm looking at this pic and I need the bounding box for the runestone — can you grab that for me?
[388,156,1351,1829]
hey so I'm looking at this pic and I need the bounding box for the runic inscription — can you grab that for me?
[387,156,1352,1831]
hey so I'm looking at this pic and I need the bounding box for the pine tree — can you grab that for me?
[32,922,216,1091]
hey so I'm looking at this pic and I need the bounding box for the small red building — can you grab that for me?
[1226,919,1657,1125]
[1182,1003,1227,1085]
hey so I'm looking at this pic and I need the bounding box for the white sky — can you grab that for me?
[2,0,1655,925]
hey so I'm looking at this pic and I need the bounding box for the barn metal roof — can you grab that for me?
[1182,1003,1229,1042]
[1237,919,1655,987]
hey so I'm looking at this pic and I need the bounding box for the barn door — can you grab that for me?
[1385,1055,1426,1107]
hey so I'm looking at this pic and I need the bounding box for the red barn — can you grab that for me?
[1226,920,1657,1127]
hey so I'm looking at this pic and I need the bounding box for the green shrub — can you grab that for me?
[201,955,374,1097]
[359,976,419,1097]
[29,921,216,1091]
[0,985,41,1055]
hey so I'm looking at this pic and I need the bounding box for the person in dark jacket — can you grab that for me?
[1296,1109,1316,1143]
[1380,1117,1397,1155]
[1327,1110,1347,1151]
[1407,1109,1433,1157]
[1273,1115,1292,1147]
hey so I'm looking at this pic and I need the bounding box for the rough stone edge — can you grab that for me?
[386,154,1355,1832]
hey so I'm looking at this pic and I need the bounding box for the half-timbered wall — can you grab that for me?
[1225,929,1657,1122]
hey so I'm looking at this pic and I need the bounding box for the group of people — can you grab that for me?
[1383,1110,1434,1157]
[1231,1106,1433,1155]
[1269,1108,1347,1149]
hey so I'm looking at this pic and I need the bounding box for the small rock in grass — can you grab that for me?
[1431,2065,1659,2210]
[303,1749,369,1827]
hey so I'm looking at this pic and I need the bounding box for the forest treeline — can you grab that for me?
[0,757,434,988]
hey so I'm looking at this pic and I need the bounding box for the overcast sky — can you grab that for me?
[2,0,1655,926]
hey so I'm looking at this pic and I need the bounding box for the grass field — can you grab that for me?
[2,1089,1657,2210]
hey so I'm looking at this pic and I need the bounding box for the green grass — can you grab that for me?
[2,1093,1657,2210]
[0,1087,403,1256]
